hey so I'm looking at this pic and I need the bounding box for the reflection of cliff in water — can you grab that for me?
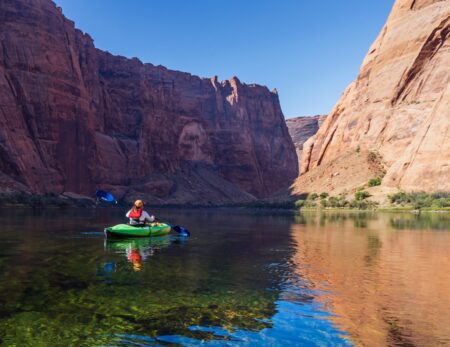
[290,212,450,346]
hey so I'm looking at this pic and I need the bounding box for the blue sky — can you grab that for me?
[53,0,394,118]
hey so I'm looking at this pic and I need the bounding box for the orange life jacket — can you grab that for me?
[129,208,142,219]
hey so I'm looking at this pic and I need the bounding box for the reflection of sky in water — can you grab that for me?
[108,238,353,346]
[110,254,352,346]
[115,286,352,346]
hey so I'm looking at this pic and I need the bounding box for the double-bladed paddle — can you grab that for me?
[169,225,190,237]
[96,190,118,204]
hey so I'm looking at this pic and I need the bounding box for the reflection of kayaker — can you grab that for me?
[126,247,143,272]
[105,238,172,254]
[126,200,156,226]
[104,236,189,272]
[107,238,162,271]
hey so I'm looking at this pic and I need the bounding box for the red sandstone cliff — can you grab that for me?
[0,0,298,204]
[294,0,450,196]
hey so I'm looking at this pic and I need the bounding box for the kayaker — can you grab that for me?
[126,200,155,226]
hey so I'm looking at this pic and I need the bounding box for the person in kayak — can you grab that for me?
[126,200,155,226]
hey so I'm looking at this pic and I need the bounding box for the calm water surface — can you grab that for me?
[0,208,449,346]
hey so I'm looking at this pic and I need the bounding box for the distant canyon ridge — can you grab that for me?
[286,115,326,168]
[0,0,298,205]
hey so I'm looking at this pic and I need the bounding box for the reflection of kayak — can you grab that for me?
[104,236,173,271]
[104,223,172,238]
[105,237,172,252]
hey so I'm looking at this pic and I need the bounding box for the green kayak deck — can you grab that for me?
[104,223,172,238]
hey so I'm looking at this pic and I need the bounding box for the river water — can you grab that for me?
[0,208,449,346]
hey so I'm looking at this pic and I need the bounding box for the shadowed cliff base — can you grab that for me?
[0,162,261,207]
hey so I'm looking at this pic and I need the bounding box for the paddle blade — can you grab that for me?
[172,225,190,237]
[96,190,117,203]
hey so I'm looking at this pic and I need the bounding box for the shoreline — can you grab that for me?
[1,201,449,214]
[300,207,450,213]
[1,190,449,213]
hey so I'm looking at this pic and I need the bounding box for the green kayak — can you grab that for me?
[104,223,172,238]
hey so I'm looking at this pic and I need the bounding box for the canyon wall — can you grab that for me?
[286,115,326,166]
[295,0,450,195]
[0,0,298,204]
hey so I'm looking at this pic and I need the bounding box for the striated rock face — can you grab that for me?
[296,0,450,195]
[0,0,298,204]
[286,115,326,166]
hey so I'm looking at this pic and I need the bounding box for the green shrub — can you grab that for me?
[417,193,434,208]
[319,192,329,199]
[389,191,408,204]
[296,199,318,208]
[305,200,317,208]
[349,200,366,209]
[349,199,378,210]
[355,190,370,201]
[431,192,450,199]
[433,198,450,208]
[308,193,318,200]
[368,177,382,187]
[339,196,349,208]
[388,191,450,210]
[295,200,305,208]
[320,199,328,208]
[328,196,349,208]
[328,196,338,207]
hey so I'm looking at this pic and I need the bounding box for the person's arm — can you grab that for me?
[142,211,155,223]
[126,210,131,218]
